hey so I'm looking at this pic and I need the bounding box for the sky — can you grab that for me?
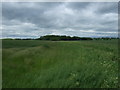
[2,2,118,38]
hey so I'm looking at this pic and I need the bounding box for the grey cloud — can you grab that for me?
[66,2,90,10]
[2,2,118,38]
[94,2,118,14]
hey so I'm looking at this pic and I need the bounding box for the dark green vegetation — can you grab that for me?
[38,35,93,41]
[38,35,119,41]
[3,35,119,41]
[2,40,119,88]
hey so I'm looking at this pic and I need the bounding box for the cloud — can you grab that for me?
[2,2,118,38]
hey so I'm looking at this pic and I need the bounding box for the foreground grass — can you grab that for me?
[2,40,119,88]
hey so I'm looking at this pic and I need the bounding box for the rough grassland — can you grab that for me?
[2,40,118,88]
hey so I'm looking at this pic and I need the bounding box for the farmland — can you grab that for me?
[2,40,119,88]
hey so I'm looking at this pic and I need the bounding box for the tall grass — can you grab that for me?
[2,40,118,88]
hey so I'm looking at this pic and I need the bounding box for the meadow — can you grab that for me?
[2,40,119,88]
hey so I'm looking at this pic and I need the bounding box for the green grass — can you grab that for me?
[2,40,119,88]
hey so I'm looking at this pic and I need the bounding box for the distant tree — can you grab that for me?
[3,35,119,41]
[38,35,93,41]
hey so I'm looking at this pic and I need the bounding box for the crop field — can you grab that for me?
[2,40,119,88]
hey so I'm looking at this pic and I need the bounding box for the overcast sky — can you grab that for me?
[2,2,118,38]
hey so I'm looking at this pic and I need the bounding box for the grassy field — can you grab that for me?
[2,40,119,88]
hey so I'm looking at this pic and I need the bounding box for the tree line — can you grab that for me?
[2,35,119,41]
[36,35,93,41]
